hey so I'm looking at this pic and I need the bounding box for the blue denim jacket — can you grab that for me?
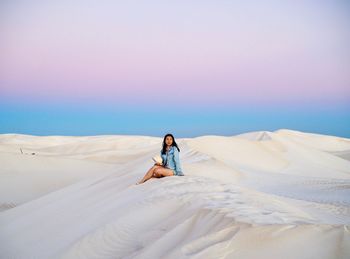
[160,146,184,176]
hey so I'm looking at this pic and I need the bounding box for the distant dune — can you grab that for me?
[0,129,349,258]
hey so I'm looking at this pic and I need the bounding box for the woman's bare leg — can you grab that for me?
[136,165,160,184]
[136,166,175,185]
[154,167,175,177]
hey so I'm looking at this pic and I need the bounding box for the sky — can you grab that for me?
[0,0,349,138]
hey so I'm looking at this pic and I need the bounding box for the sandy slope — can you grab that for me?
[0,129,349,259]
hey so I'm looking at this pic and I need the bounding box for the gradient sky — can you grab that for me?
[1,0,349,137]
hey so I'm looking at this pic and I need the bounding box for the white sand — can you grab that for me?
[0,129,349,258]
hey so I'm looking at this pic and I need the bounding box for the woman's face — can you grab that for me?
[165,136,173,146]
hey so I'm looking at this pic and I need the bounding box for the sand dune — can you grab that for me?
[0,129,349,258]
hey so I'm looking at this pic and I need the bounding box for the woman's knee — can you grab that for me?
[150,165,159,171]
[153,171,162,177]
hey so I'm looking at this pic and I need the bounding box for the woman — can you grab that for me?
[136,133,184,185]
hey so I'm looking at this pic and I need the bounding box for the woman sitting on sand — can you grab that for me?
[136,133,184,184]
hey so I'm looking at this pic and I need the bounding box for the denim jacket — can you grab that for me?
[160,146,184,176]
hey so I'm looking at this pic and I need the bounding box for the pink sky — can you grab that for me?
[1,1,349,108]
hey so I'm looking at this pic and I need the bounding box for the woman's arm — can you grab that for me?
[174,148,184,175]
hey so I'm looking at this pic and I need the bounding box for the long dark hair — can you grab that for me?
[161,133,180,155]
